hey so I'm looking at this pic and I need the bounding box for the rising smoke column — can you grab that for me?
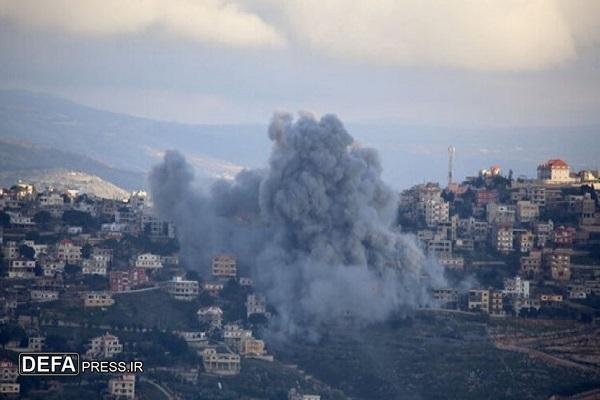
[149,112,444,338]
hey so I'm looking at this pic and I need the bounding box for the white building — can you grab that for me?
[197,306,224,329]
[537,159,573,184]
[30,290,59,303]
[212,254,237,278]
[82,291,115,307]
[503,277,530,298]
[81,255,110,276]
[134,253,163,269]
[166,276,199,301]
[57,240,82,264]
[8,258,36,279]
[246,294,267,318]
[516,201,539,223]
[86,333,123,359]
[424,199,449,227]
[108,374,135,399]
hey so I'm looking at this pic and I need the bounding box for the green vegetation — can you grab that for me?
[275,313,600,400]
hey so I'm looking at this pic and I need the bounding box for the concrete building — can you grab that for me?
[240,339,266,357]
[197,306,224,329]
[8,258,36,279]
[537,159,572,184]
[486,203,516,225]
[109,268,149,292]
[246,294,267,318]
[520,250,543,277]
[223,324,253,353]
[424,199,449,227]
[432,288,459,309]
[57,239,82,264]
[82,291,115,307]
[212,254,237,279]
[546,250,571,281]
[134,253,163,269]
[108,374,135,399]
[86,333,123,359]
[427,239,452,257]
[202,348,241,375]
[166,276,199,301]
[491,225,513,253]
[516,201,539,223]
[30,289,59,303]
[468,289,490,313]
[203,282,224,296]
[81,255,110,276]
[514,230,534,253]
[503,277,530,298]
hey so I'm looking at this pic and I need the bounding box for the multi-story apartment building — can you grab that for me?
[166,276,199,301]
[212,254,237,278]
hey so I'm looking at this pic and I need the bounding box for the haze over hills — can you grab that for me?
[0,89,598,192]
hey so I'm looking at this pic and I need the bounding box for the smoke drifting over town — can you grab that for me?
[150,112,444,337]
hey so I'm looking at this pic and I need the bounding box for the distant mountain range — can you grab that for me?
[0,89,268,191]
[0,89,598,192]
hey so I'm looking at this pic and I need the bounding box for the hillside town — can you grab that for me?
[0,187,323,399]
[0,158,599,399]
[400,159,600,320]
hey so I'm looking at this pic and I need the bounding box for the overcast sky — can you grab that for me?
[1,0,600,127]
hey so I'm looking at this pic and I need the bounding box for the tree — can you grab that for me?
[33,210,52,225]
[0,211,9,226]
[18,244,35,260]
[62,210,97,230]
[81,243,93,259]
[64,264,81,275]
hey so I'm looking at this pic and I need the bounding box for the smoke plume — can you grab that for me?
[149,112,444,337]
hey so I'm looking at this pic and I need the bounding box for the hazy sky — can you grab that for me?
[1,0,600,126]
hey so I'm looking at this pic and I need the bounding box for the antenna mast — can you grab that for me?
[448,146,455,188]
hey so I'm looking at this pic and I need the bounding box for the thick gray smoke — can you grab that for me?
[149,112,444,338]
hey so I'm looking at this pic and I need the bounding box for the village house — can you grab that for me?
[202,348,241,376]
[468,289,490,313]
[503,277,530,299]
[1,241,19,260]
[486,203,516,225]
[197,306,224,329]
[520,250,542,277]
[108,374,135,399]
[240,338,267,358]
[203,282,224,297]
[40,259,65,277]
[246,294,267,318]
[109,268,149,292]
[545,249,572,281]
[516,200,539,223]
[173,331,208,349]
[514,230,534,253]
[223,324,253,352]
[537,159,573,184]
[8,258,36,279]
[212,254,237,279]
[57,239,82,264]
[81,255,110,276]
[82,291,115,307]
[165,276,199,301]
[86,333,123,359]
[424,199,449,227]
[432,288,459,309]
[491,225,513,253]
[30,289,59,303]
[134,253,163,269]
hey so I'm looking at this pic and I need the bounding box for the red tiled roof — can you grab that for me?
[546,159,569,168]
